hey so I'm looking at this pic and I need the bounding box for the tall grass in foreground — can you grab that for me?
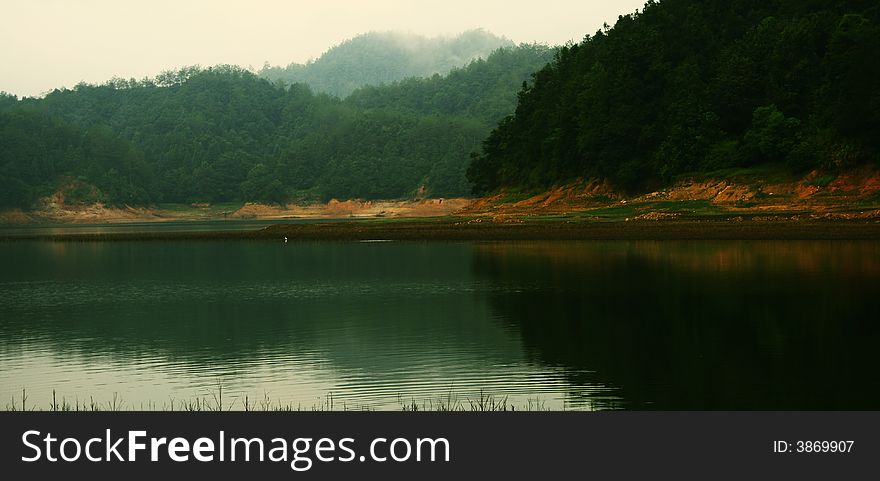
[5,387,556,412]
[397,389,549,412]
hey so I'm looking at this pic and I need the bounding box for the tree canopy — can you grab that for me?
[467,0,880,194]
[0,44,551,208]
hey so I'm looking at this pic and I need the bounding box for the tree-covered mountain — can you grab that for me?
[0,42,551,208]
[346,44,554,125]
[259,29,514,97]
[467,0,880,194]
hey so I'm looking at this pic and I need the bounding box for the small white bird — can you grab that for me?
[284,236,288,243]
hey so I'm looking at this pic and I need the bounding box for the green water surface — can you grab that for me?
[1,238,877,410]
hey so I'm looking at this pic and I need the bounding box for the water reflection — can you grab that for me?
[472,241,880,409]
[0,240,877,410]
[0,241,613,410]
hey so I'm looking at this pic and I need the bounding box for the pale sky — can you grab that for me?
[1,0,646,98]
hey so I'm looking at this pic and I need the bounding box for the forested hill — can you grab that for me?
[0,44,551,208]
[467,0,880,195]
[346,45,553,125]
[258,30,513,97]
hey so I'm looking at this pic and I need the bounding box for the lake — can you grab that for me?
[1,237,878,410]
[0,218,344,237]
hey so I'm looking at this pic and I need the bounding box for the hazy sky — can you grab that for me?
[1,0,646,97]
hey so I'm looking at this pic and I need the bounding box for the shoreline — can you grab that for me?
[3,217,880,242]
[0,198,472,225]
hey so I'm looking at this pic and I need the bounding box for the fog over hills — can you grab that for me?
[258,29,514,97]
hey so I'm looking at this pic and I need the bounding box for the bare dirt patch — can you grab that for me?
[1,197,474,225]
[5,167,879,225]
[459,167,880,220]
[231,198,471,220]
[0,209,34,224]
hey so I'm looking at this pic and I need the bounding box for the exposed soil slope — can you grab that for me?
[457,167,880,222]
[3,167,878,225]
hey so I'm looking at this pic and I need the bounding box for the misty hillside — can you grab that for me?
[346,44,554,125]
[0,44,552,208]
[258,29,513,97]
[467,0,880,194]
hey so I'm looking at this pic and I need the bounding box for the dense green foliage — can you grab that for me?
[467,0,880,194]
[346,44,554,125]
[0,105,149,207]
[0,43,551,208]
[259,30,512,97]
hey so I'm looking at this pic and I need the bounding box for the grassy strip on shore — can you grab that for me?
[2,216,880,242]
[5,388,556,412]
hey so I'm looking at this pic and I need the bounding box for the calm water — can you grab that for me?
[1,237,878,410]
[0,218,342,237]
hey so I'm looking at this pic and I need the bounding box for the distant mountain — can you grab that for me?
[259,29,514,97]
